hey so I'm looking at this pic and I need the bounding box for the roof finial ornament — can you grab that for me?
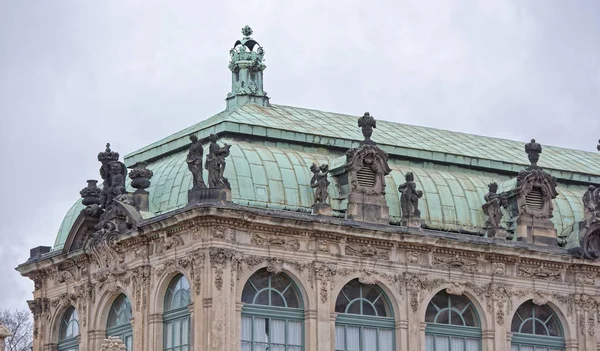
[597,139,599,151]
[358,112,377,145]
[242,25,253,38]
[226,25,270,109]
[524,138,542,168]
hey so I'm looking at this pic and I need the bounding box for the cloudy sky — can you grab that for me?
[0,1,599,311]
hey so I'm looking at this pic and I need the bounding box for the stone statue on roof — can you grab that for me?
[482,182,509,237]
[398,172,423,227]
[205,134,232,189]
[597,139,600,151]
[310,163,330,205]
[187,135,206,190]
[97,143,127,212]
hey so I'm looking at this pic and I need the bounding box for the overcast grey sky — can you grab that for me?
[1,1,599,311]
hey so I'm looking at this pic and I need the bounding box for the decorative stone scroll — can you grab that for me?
[339,112,392,224]
[345,244,389,260]
[503,139,559,246]
[100,336,126,351]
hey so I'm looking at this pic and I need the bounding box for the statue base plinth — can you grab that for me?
[402,217,422,228]
[312,203,333,216]
[515,217,557,246]
[486,227,507,240]
[345,193,389,225]
[187,187,231,206]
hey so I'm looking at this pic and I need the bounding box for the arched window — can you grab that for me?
[511,300,565,351]
[334,279,394,351]
[240,269,304,351]
[106,294,133,351]
[164,274,191,351]
[425,290,481,351]
[58,307,79,351]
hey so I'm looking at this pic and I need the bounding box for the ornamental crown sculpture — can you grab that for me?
[226,25,269,109]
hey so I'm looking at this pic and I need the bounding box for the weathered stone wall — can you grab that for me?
[23,206,600,351]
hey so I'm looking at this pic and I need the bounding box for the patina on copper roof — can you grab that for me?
[53,136,588,250]
[125,104,600,184]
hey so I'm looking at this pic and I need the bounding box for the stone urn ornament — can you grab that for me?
[80,179,102,206]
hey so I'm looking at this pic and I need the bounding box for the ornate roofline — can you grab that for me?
[123,109,600,186]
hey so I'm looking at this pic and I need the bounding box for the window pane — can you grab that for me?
[362,327,377,350]
[521,320,534,334]
[362,301,376,316]
[436,310,450,324]
[335,326,345,350]
[426,335,435,351]
[241,341,251,351]
[181,318,189,346]
[347,301,361,314]
[241,317,252,341]
[253,318,267,343]
[379,329,393,351]
[254,291,269,305]
[287,321,302,346]
[451,337,464,351]
[166,322,173,347]
[465,338,479,351]
[435,335,450,351]
[271,291,285,307]
[534,320,548,335]
[346,326,360,351]
[270,319,285,344]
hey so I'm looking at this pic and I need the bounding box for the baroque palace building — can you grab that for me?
[16,26,600,351]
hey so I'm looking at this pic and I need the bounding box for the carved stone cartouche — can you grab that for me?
[482,182,509,239]
[205,134,231,189]
[186,135,206,190]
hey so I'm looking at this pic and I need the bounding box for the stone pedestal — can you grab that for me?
[515,217,557,246]
[402,217,422,229]
[487,227,507,240]
[312,203,333,216]
[346,192,389,225]
[187,187,232,206]
[132,189,149,212]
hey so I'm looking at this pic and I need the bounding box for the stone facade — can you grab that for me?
[17,203,600,351]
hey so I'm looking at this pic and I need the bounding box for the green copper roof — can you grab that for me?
[125,104,600,184]
[53,137,588,250]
